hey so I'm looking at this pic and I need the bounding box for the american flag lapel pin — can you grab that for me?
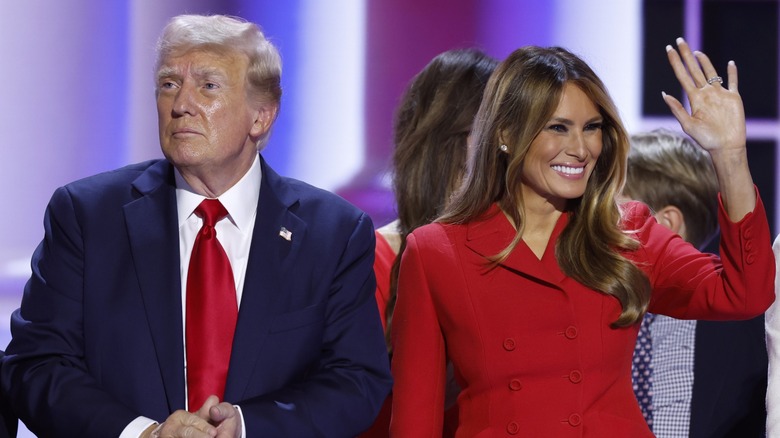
[279,226,292,241]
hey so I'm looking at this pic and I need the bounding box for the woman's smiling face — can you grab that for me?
[520,82,603,210]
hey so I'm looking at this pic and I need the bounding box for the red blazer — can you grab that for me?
[390,198,774,437]
[364,231,460,438]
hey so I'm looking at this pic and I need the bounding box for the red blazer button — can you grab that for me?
[568,370,583,383]
[568,413,582,426]
[506,421,519,435]
[508,379,523,391]
[746,253,756,264]
[503,338,517,351]
[564,326,578,339]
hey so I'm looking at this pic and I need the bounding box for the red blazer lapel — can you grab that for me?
[463,204,569,288]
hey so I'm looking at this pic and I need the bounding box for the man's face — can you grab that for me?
[156,49,267,182]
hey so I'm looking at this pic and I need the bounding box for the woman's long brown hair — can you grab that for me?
[440,46,650,327]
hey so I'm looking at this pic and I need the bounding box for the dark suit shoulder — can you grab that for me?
[46,159,170,225]
[62,159,165,193]
[278,175,370,224]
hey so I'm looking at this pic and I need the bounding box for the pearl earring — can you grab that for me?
[499,144,508,152]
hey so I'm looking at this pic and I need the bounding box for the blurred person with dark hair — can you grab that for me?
[624,129,767,438]
[364,48,498,438]
[377,48,499,338]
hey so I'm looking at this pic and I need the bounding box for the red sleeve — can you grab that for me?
[626,189,775,319]
[390,232,447,436]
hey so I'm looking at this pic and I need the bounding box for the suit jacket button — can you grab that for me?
[506,421,519,435]
[568,370,583,383]
[746,253,756,264]
[503,338,517,351]
[742,226,753,239]
[508,379,523,391]
[568,413,582,426]
[564,326,578,339]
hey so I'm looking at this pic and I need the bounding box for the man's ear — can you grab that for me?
[653,205,687,241]
[250,104,278,138]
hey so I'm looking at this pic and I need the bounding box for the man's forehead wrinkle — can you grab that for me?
[158,62,227,81]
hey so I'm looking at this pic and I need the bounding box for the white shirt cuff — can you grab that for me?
[235,405,247,438]
[119,416,157,438]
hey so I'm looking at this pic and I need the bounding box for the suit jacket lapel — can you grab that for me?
[124,160,186,411]
[225,157,306,401]
[464,204,568,288]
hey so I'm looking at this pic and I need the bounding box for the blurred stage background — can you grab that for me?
[1,0,778,435]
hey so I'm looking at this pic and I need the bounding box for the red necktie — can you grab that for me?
[186,199,238,411]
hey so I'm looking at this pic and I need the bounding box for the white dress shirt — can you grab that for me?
[120,155,260,438]
[764,234,780,437]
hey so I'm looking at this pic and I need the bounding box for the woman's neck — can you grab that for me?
[506,198,564,259]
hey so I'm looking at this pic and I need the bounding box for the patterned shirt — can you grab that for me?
[636,314,696,438]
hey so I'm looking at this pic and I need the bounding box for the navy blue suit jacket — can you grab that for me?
[0,352,16,438]
[1,156,392,437]
[689,316,767,438]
